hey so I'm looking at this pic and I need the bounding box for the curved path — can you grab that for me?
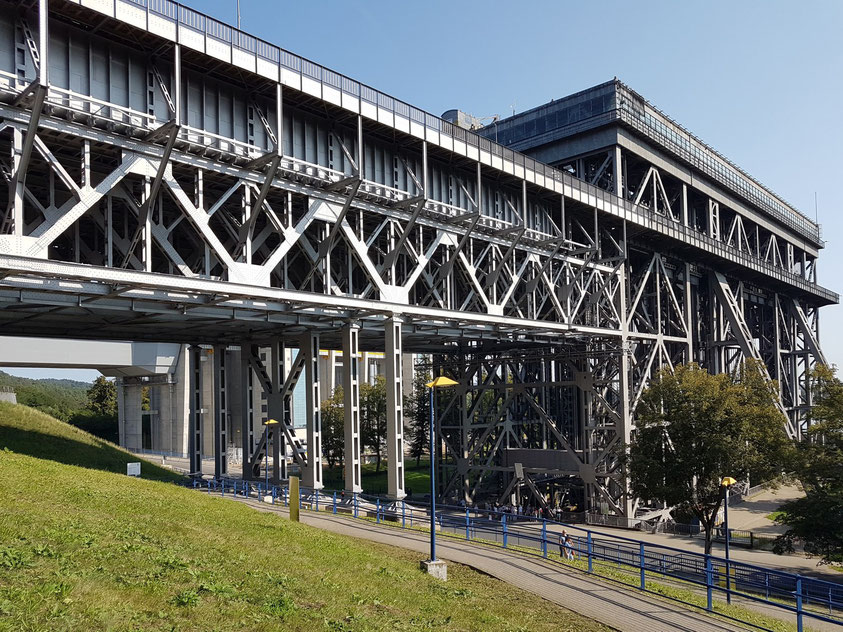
[227,496,747,632]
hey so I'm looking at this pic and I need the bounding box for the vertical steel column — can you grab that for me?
[613,146,623,197]
[275,82,283,154]
[684,262,694,362]
[173,43,181,125]
[240,344,254,479]
[9,129,23,237]
[187,345,203,476]
[617,259,634,517]
[38,0,48,87]
[213,345,227,479]
[343,323,362,493]
[302,331,323,489]
[385,317,406,499]
[268,339,285,483]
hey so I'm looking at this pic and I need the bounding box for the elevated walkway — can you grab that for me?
[0,336,181,377]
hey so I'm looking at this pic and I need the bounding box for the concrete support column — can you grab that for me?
[268,339,285,483]
[343,324,362,493]
[117,378,126,448]
[213,346,227,479]
[385,317,406,500]
[302,332,323,489]
[187,345,203,476]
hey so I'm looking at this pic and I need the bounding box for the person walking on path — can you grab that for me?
[564,535,577,561]
[558,529,568,559]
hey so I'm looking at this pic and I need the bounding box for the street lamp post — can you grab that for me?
[721,476,737,605]
[263,419,280,494]
[422,375,458,578]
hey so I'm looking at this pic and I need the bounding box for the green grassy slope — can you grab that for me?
[0,402,182,483]
[0,404,607,632]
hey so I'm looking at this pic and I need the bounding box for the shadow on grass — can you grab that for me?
[0,425,183,483]
[321,460,431,496]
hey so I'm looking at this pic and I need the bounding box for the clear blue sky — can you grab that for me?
[6,0,841,381]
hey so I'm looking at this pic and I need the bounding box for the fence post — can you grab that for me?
[283,486,288,506]
[354,492,359,518]
[587,531,593,573]
[377,498,381,524]
[465,508,470,541]
[221,479,225,498]
[541,520,547,558]
[705,555,713,612]
[402,500,406,528]
[639,542,646,589]
[502,514,508,548]
[796,576,804,632]
[271,485,276,505]
[298,484,301,509]
[315,489,319,512]
[333,491,337,515]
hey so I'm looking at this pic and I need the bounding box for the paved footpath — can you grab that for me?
[224,495,751,632]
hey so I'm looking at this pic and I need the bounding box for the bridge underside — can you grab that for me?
[0,0,833,517]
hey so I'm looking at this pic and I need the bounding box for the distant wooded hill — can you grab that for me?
[0,370,90,422]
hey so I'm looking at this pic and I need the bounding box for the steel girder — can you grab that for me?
[0,3,832,520]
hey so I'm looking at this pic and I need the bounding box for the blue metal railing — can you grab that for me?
[194,478,843,632]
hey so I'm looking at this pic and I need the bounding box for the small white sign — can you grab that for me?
[127,462,141,477]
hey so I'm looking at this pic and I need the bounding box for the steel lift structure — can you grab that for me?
[0,0,835,519]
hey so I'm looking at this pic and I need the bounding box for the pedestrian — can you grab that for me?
[564,535,577,561]
[558,529,568,558]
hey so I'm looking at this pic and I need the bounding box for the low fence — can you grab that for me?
[193,478,842,632]
[649,522,778,550]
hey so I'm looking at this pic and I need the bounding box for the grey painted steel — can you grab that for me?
[0,0,832,517]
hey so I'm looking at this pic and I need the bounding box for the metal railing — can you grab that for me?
[194,478,842,632]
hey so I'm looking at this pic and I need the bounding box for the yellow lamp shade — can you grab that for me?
[263,418,280,426]
[721,476,737,487]
[426,376,459,388]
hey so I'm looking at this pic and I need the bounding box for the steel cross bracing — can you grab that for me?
[0,0,832,517]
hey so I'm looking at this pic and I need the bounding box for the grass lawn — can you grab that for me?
[322,459,431,497]
[0,403,608,631]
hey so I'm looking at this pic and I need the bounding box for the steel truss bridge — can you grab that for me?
[0,0,835,518]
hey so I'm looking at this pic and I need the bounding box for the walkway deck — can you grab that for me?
[226,495,750,632]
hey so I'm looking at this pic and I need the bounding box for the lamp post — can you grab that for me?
[423,375,458,576]
[721,476,737,604]
[263,419,280,493]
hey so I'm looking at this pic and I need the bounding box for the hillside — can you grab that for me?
[0,403,607,631]
[0,370,90,421]
[0,402,181,483]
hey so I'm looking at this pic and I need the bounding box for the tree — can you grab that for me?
[774,365,843,565]
[320,387,345,470]
[628,361,791,554]
[407,365,431,466]
[361,376,387,472]
[86,376,117,417]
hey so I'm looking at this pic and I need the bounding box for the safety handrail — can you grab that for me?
[196,477,842,631]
